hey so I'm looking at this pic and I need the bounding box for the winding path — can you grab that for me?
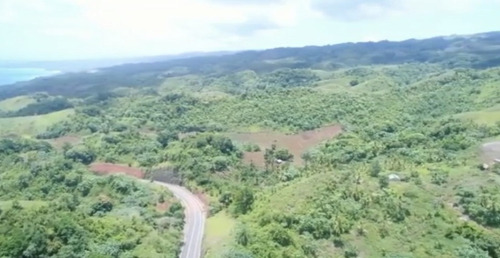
[153,182,206,258]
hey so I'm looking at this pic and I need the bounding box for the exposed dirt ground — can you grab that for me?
[47,135,81,149]
[228,125,342,167]
[481,141,500,164]
[89,162,145,178]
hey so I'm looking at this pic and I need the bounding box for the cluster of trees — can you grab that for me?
[0,137,183,257]
[263,144,293,171]
[458,186,500,227]
[228,168,418,257]
[164,134,242,185]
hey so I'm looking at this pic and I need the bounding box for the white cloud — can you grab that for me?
[269,0,308,27]
[0,2,16,23]
[362,35,382,42]
[1,0,498,59]
[311,0,494,21]
[42,28,94,40]
[0,0,51,23]
[74,0,258,38]
[55,0,318,55]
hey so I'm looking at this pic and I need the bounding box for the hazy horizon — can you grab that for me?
[1,0,500,61]
[1,30,499,64]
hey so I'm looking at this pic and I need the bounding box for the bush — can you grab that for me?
[65,146,96,165]
[431,170,449,185]
[242,144,261,152]
[370,160,381,177]
[379,176,389,188]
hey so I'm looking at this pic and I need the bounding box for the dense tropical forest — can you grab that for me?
[0,138,184,257]
[1,31,500,257]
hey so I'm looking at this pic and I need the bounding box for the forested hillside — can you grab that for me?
[1,31,500,99]
[1,31,500,257]
[0,138,184,257]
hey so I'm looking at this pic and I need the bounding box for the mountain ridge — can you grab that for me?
[0,30,499,100]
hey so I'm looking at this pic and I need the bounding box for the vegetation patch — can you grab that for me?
[204,211,237,258]
[0,109,74,136]
[0,200,48,210]
[458,105,500,125]
[0,95,35,112]
[0,138,183,257]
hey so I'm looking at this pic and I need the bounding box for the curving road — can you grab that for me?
[153,181,206,258]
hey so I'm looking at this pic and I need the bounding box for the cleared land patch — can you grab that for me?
[228,125,342,167]
[90,162,145,178]
[0,96,36,112]
[47,135,82,149]
[481,141,500,164]
[457,105,500,125]
[0,109,74,136]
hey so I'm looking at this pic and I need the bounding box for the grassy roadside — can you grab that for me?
[204,211,236,258]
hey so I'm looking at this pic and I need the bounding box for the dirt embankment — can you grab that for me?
[229,125,342,167]
[89,162,145,178]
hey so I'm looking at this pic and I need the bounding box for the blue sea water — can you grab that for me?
[0,68,60,86]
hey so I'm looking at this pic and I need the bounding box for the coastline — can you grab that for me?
[0,67,61,86]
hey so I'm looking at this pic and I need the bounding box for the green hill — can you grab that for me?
[1,31,500,100]
[0,137,183,257]
[0,109,74,137]
[1,31,500,257]
[0,96,35,111]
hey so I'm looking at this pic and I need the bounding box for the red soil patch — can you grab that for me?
[229,125,342,167]
[242,152,267,168]
[89,163,145,179]
[47,135,81,149]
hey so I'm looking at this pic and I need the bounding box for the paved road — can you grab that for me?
[153,181,206,258]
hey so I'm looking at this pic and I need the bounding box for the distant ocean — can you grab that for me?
[0,68,60,86]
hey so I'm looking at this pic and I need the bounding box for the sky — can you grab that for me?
[0,0,499,61]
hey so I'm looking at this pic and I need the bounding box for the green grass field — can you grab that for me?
[0,96,36,112]
[0,200,48,210]
[0,109,74,136]
[457,105,500,125]
[204,211,236,258]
